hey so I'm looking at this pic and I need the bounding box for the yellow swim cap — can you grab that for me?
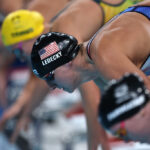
[1,9,44,46]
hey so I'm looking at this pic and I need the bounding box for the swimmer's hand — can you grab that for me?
[98,73,150,129]
[0,101,30,143]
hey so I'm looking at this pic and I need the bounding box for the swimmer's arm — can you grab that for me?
[0,0,24,14]
[27,0,70,23]
[16,72,49,115]
[79,81,110,150]
[91,13,150,90]
[0,72,49,128]
[0,72,50,142]
[50,0,102,43]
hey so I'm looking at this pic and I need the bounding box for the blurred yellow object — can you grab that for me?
[100,0,144,23]
[1,9,44,46]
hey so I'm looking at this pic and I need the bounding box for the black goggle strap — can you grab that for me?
[42,71,55,81]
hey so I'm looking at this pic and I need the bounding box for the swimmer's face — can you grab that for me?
[45,63,80,93]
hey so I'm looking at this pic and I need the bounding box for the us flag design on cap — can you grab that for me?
[39,41,59,60]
